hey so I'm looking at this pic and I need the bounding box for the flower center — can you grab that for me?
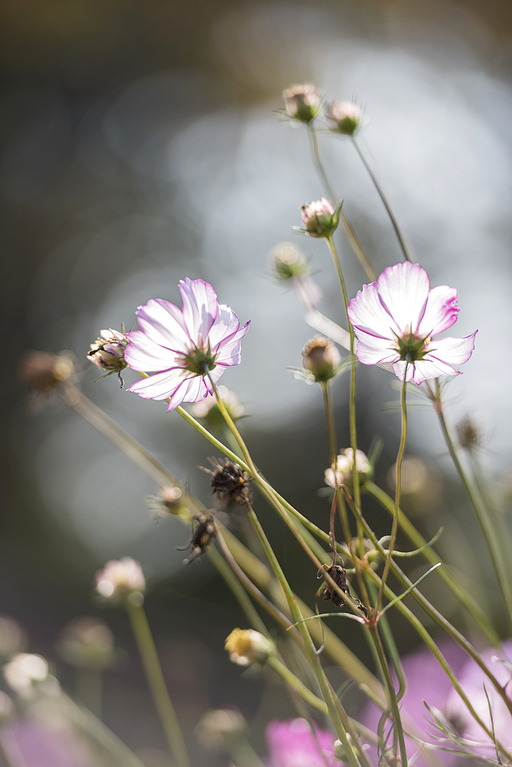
[394,329,430,363]
[182,345,217,376]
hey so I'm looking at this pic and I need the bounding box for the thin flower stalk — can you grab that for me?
[375,372,408,613]
[351,136,412,263]
[343,488,512,724]
[365,480,500,645]
[307,126,377,281]
[325,235,364,555]
[125,600,191,767]
[58,380,383,701]
[427,380,512,633]
[266,656,329,715]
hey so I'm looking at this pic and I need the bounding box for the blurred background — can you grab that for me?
[3,0,512,763]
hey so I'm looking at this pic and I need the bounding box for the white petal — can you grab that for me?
[208,305,242,350]
[136,299,190,351]
[377,262,430,335]
[166,376,209,411]
[215,322,251,367]
[417,286,459,337]
[392,358,458,384]
[426,332,477,365]
[125,331,180,372]
[348,282,400,339]
[128,369,190,400]
[354,331,400,365]
[179,278,218,347]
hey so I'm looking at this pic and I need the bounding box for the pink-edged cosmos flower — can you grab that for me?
[347,262,477,384]
[125,278,250,410]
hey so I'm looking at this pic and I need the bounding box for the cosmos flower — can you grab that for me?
[347,262,477,384]
[125,278,250,411]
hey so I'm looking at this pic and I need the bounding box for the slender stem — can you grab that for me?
[326,236,362,552]
[351,136,412,263]
[430,381,512,633]
[369,624,408,767]
[126,601,191,767]
[321,382,338,468]
[307,126,377,281]
[366,480,500,645]
[376,373,407,612]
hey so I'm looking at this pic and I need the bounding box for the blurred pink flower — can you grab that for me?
[347,262,477,384]
[125,278,250,411]
[266,718,338,767]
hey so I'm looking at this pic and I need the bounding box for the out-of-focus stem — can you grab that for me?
[308,127,377,281]
[351,136,412,263]
[375,373,407,612]
[126,601,191,767]
[267,656,328,714]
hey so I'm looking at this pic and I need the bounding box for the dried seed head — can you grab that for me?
[317,564,350,608]
[225,628,272,666]
[19,351,75,409]
[302,336,341,383]
[177,513,216,564]
[456,414,486,452]
[206,459,252,506]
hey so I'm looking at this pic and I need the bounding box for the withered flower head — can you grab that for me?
[205,459,252,506]
[19,351,75,410]
[317,564,350,608]
[177,513,216,564]
[302,336,341,383]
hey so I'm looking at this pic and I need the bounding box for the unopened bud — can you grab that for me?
[282,84,322,124]
[56,617,115,670]
[302,336,341,383]
[94,557,145,603]
[195,708,247,750]
[270,242,308,281]
[225,629,272,666]
[299,198,340,238]
[191,386,244,431]
[325,448,372,488]
[88,328,128,385]
[326,101,363,136]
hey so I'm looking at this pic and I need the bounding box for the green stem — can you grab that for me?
[126,601,191,767]
[351,137,412,263]
[325,236,362,554]
[308,126,377,281]
[376,372,407,611]
[366,480,499,645]
[430,381,512,633]
[321,382,338,468]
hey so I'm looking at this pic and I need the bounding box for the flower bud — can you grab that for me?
[195,708,247,750]
[282,84,321,124]
[191,386,244,431]
[225,629,272,666]
[324,448,372,488]
[302,336,341,383]
[270,241,308,281]
[94,557,145,603]
[19,351,75,407]
[326,101,363,136]
[147,485,186,517]
[299,198,340,238]
[56,617,115,670]
[87,328,128,378]
[3,653,48,696]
